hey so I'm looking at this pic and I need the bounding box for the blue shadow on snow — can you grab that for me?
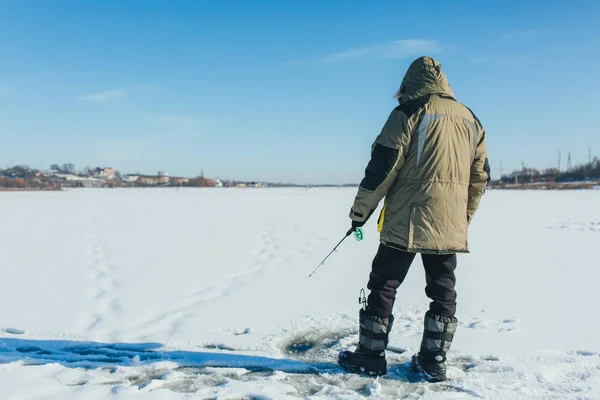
[0,338,338,374]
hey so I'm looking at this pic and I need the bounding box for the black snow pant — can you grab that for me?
[366,244,457,318]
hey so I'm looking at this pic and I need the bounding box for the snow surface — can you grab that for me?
[0,188,599,399]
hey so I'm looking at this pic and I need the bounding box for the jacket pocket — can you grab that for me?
[408,203,440,252]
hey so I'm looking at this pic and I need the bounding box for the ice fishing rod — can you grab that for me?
[308,227,363,278]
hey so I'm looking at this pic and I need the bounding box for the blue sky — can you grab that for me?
[0,1,599,184]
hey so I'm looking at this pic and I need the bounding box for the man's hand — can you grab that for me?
[351,219,366,232]
[350,208,375,232]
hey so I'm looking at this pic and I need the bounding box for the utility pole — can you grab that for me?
[567,152,572,172]
[558,152,561,172]
[558,151,561,182]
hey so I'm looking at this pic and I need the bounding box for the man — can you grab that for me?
[338,56,490,382]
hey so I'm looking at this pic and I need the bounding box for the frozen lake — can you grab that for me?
[0,188,599,399]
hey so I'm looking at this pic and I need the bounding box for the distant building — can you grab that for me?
[93,167,115,178]
[158,171,169,184]
[49,173,105,188]
[169,177,189,185]
[122,175,139,185]
[138,176,161,186]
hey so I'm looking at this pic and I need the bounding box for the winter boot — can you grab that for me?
[411,311,457,382]
[338,309,394,376]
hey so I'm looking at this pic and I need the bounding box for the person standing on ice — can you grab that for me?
[338,56,490,381]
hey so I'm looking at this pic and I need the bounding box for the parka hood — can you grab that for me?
[396,56,454,104]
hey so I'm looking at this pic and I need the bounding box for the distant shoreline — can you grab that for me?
[489,181,600,190]
[0,188,62,192]
[1,185,599,193]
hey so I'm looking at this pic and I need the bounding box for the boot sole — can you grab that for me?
[338,353,387,377]
[411,356,446,383]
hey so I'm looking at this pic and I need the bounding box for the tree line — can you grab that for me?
[497,157,600,184]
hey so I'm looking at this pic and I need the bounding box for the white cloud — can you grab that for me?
[322,39,441,63]
[137,84,158,93]
[503,30,537,39]
[76,84,157,102]
[155,113,200,128]
[77,89,126,102]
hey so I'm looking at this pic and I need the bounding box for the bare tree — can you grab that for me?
[61,163,76,174]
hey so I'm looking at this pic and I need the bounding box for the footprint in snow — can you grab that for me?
[81,226,123,338]
[2,328,25,335]
[499,318,518,332]
[2,327,25,335]
[232,327,252,336]
[459,316,519,332]
[200,343,237,352]
[547,219,600,232]
[575,350,600,357]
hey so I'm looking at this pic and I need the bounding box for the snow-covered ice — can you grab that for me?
[0,188,599,399]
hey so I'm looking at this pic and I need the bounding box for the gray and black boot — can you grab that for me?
[411,311,457,382]
[338,309,394,376]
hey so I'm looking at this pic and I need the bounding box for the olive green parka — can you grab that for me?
[350,56,490,254]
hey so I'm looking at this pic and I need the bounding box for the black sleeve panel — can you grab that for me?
[359,143,399,191]
[397,95,430,117]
